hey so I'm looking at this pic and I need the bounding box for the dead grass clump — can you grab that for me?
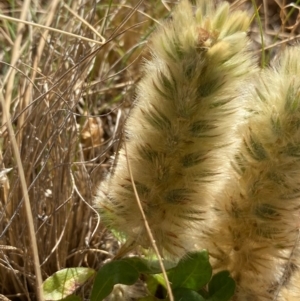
[0,0,165,299]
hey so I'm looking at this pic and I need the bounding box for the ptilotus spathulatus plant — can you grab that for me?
[279,268,300,301]
[95,0,256,258]
[203,46,300,301]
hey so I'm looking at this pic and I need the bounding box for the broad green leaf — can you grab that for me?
[144,274,163,296]
[172,288,206,301]
[152,273,168,289]
[207,271,236,301]
[121,257,177,275]
[90,260,139,301]
[43,267,95,301]
[167,250,212,291]
[120,257,158,274]
[143,273,169,300]
[198,288,210,299]
[148,259,178,273]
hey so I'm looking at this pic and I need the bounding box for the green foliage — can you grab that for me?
[90,260,140,301]
[42,251,235,301]
[207,271,236,301]
[172,288,206,301]
[42,268,95,301]
[167,251,212,291]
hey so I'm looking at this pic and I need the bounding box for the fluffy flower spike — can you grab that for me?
[203,46,300,300]
[95,0,256,259]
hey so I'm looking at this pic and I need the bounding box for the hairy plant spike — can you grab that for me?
[95,0,256,259]
[211,2,229,30]
[278,263,300,301]
[203,46,300,300]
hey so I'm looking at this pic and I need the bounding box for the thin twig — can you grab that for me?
[0,14,105,46]
[71,170,101,246]
[62,2,106,43]
[124,141,174,301]
[257,33,300,52]
[0,91,44,301]
[3,0,31,124]
[19,0,61,147]
[273,228,300,301]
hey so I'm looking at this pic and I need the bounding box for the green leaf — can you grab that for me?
[90,260,140,301]
[42,267,95,301]
[172,288,206,301]
[120,257,159,274]
[144,274,162,296]
[147,259,178,273]
[207,271,236,301]
[142,274,168,300]
[167,250,212,291]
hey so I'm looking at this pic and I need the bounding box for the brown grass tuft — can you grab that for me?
[0,0,165,299]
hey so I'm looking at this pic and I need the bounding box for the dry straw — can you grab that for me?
[0,1,162,299]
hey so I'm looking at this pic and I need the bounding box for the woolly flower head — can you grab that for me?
[152,0,251,77]
[201,46,300,300]
[95,0,256,259]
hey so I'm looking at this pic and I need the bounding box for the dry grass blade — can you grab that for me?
[123,140,174,301]
[0,0,165,300]
[0,91,44,300]
[61,2,106,43]
[2,0,31,123]
[0,14,105,46]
